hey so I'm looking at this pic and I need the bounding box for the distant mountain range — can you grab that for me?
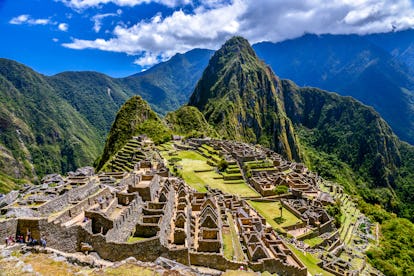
[1,30,413,194]
[254,30,414,145]
[0,50,213,188]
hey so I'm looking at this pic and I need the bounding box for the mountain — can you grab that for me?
[188,36,414,220]
[281,81,402,203]
[253,33,414,145]
[48,49,214,135]
[96,95,171,170]
[119,49,214,115]
[48,71,130,138]
[189,37,301,161]
[0,58,101,190]
[0,50,213,192]
[165,106,218,138]
[366,29,414,72]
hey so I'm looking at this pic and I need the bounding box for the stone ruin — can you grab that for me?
[0,137,307,275]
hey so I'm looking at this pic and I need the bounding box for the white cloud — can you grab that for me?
[9,14,70,32]
[52,38,59,42]
[9,14,29,24]
[9,14,51,25]
[92,12,120,33]
[58,23,69,31]
[59,0,192,9]
[62,0,414,67]
[134,52,162,66]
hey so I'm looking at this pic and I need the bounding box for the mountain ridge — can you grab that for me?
[189,36,301,161]
[254,33,414,145]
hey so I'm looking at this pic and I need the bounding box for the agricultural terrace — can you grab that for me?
[247,200,302,232]
[159,147,259,197]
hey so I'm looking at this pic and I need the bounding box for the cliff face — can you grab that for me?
[189,37,301,161]
[281,80,401,187]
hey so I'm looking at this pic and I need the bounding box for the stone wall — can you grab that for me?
[78,227,167,262]
[16,218,41,240]
[36,193,69,216]
[319,219,334,234]
[163,248,189,265]
[158,189,174,246]
[68,180,99,202]
[38,220,80,252]
[54,188,112,224]
[36,181,99,216]
[106,198,142,242]
[280,200,304,219]
[250,258,307,276]
[189,252,243,271]
[85,211,113,235]
[0,218,17,239]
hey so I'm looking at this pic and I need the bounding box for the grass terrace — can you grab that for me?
[225,212,245,261]
[197,144,221,164]
[163,150,259,197]
[303,236,324,247]
[127,236,148,243]
[287,244,334,276]
[247,200,302,231]
[222,228,234,260]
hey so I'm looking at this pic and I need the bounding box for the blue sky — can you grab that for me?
[1,0,414,77]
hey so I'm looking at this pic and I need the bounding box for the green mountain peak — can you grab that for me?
[96,95,171,171]
[189,36,301,161]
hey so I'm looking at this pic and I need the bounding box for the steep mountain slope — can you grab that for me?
[281,81,403,205]
[48,71,130,138]
[253,34,414,144]
[96,96,171,170]
[189,37,301,161]
[0,50,212,191]
[366,29,414,72]
[165,106,218,138]
[48,49,213,135]
[0,59,101,186]
[119,49,214,115]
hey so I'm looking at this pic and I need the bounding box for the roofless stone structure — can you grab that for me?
[0,137,307,275]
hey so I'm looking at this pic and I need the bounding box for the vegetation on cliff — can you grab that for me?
[0,58,100,185]
[188,36,301,161]
[165,105,218,138]
[254,33,414,145]
[96,96,171,170]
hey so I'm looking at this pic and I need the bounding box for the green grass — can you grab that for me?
[287,244,333,276]
[304,236,324,247]
[339,200,359,243]
[200,144,215,152]
[164,150,259,197]
[0,172,26,193]
[223,230,234,260]
[247,200,302,230]
[127,236,147,243]
[224,180,246,184]
[227,213,245,261]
